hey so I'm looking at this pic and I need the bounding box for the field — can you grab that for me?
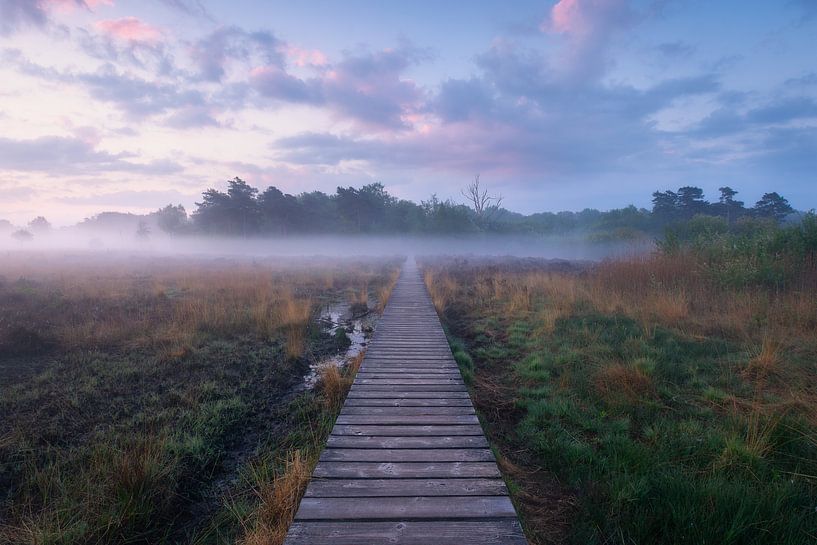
[421,250,817,544]
[0,253,400,544]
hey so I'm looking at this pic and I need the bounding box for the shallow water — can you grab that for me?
[304,298,379,388]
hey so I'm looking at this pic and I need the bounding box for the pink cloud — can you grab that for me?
[541,0,634,81]
[285,45,328,68]
[95,17,161,43]
[548,0,585,34]
[544,0,630,36]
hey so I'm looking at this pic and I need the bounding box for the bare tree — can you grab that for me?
[461,174,503,220]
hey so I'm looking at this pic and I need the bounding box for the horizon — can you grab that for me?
[0,179,808,230]
[1,1,816,225]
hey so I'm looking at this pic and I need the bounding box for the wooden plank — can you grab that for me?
[362,352,452,361]
[363,359,453,364]
[320,448,494,462]
[354,379,463,386]
[294,496,518,521]
[313,461,501,479]
[361,361,456,367]
[304,478,508,497]
[331,425,484,436]
[346,390,471,399]
[335,414,478,425]
[358,370,462,381]
[350,385,467,392]
[343,398,474,407]
[340,406,475,415]
[285,520,527,545]
[357,369,461,375]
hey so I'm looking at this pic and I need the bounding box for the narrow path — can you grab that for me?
[285,260,526,544]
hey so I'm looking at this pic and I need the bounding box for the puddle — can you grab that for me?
[304,298,379,388]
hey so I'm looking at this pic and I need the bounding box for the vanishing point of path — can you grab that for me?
[284,260,527,544]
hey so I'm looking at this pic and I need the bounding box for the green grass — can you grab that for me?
[425,257,817,545]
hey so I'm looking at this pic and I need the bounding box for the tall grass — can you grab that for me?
[0,253,401,544]
[421,250,817,544]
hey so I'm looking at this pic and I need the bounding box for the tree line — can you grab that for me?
[178,178,798,237]
[2,179,803,241]
[186,178,479,236]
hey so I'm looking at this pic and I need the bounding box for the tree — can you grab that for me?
[676,186,708,218]
[226,177,261,236]
[153,204,188,235]
[422,195,476,233]
[194,188,232,233]
[194,177,261,236]
[28,216,52,233]
[462,175,502,223]
[651,190,678,224]
[335,183,394,232]
[259,186,302,234]
[715,186,745,223]
[753,192,793,222]
[298,191,338,232]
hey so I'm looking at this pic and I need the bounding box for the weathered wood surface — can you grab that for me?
[284,260,527,545]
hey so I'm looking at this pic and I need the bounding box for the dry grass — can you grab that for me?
[745,332,784,377]
[0,253,401,360]
[239,450,312,545]
[593,363,654,406]
[423,253,817,343]
[277,292,313,359]
[236,349,367,545]
[374,268,400,312]
[319,351,365,410]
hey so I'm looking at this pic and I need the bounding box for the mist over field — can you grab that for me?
[0,231,650,260]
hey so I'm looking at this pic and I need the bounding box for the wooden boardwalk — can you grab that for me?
[285,260,527,544]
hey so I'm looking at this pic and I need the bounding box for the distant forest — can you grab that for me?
[2,178,807,242]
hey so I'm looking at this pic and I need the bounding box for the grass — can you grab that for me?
[421,252,817,545]
[0,252,400,544]
[225,351,366,545]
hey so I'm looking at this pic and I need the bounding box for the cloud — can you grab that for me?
[95,17,162,44]
[0,0,49,35]
[285,45,328,68]
[250,66,320,103]
[657,41,696,59]
[191,26,283,82]
[2,49,204,122]
[273,42,724,180]
[542,0,636,81]
[0,135,183,175]
[76,26,174,74]
[694,96,817,137]
[77,65,206,118]
[434,78,495,122]
[156,0,210,18]
[250,43,432,130]
[164,105,221,128]
[0,0,110,35]
[785,72,817,87]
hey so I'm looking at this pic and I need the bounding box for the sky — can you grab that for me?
[0,0,815,225]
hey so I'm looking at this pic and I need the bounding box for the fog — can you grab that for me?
[0,230,652,261]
